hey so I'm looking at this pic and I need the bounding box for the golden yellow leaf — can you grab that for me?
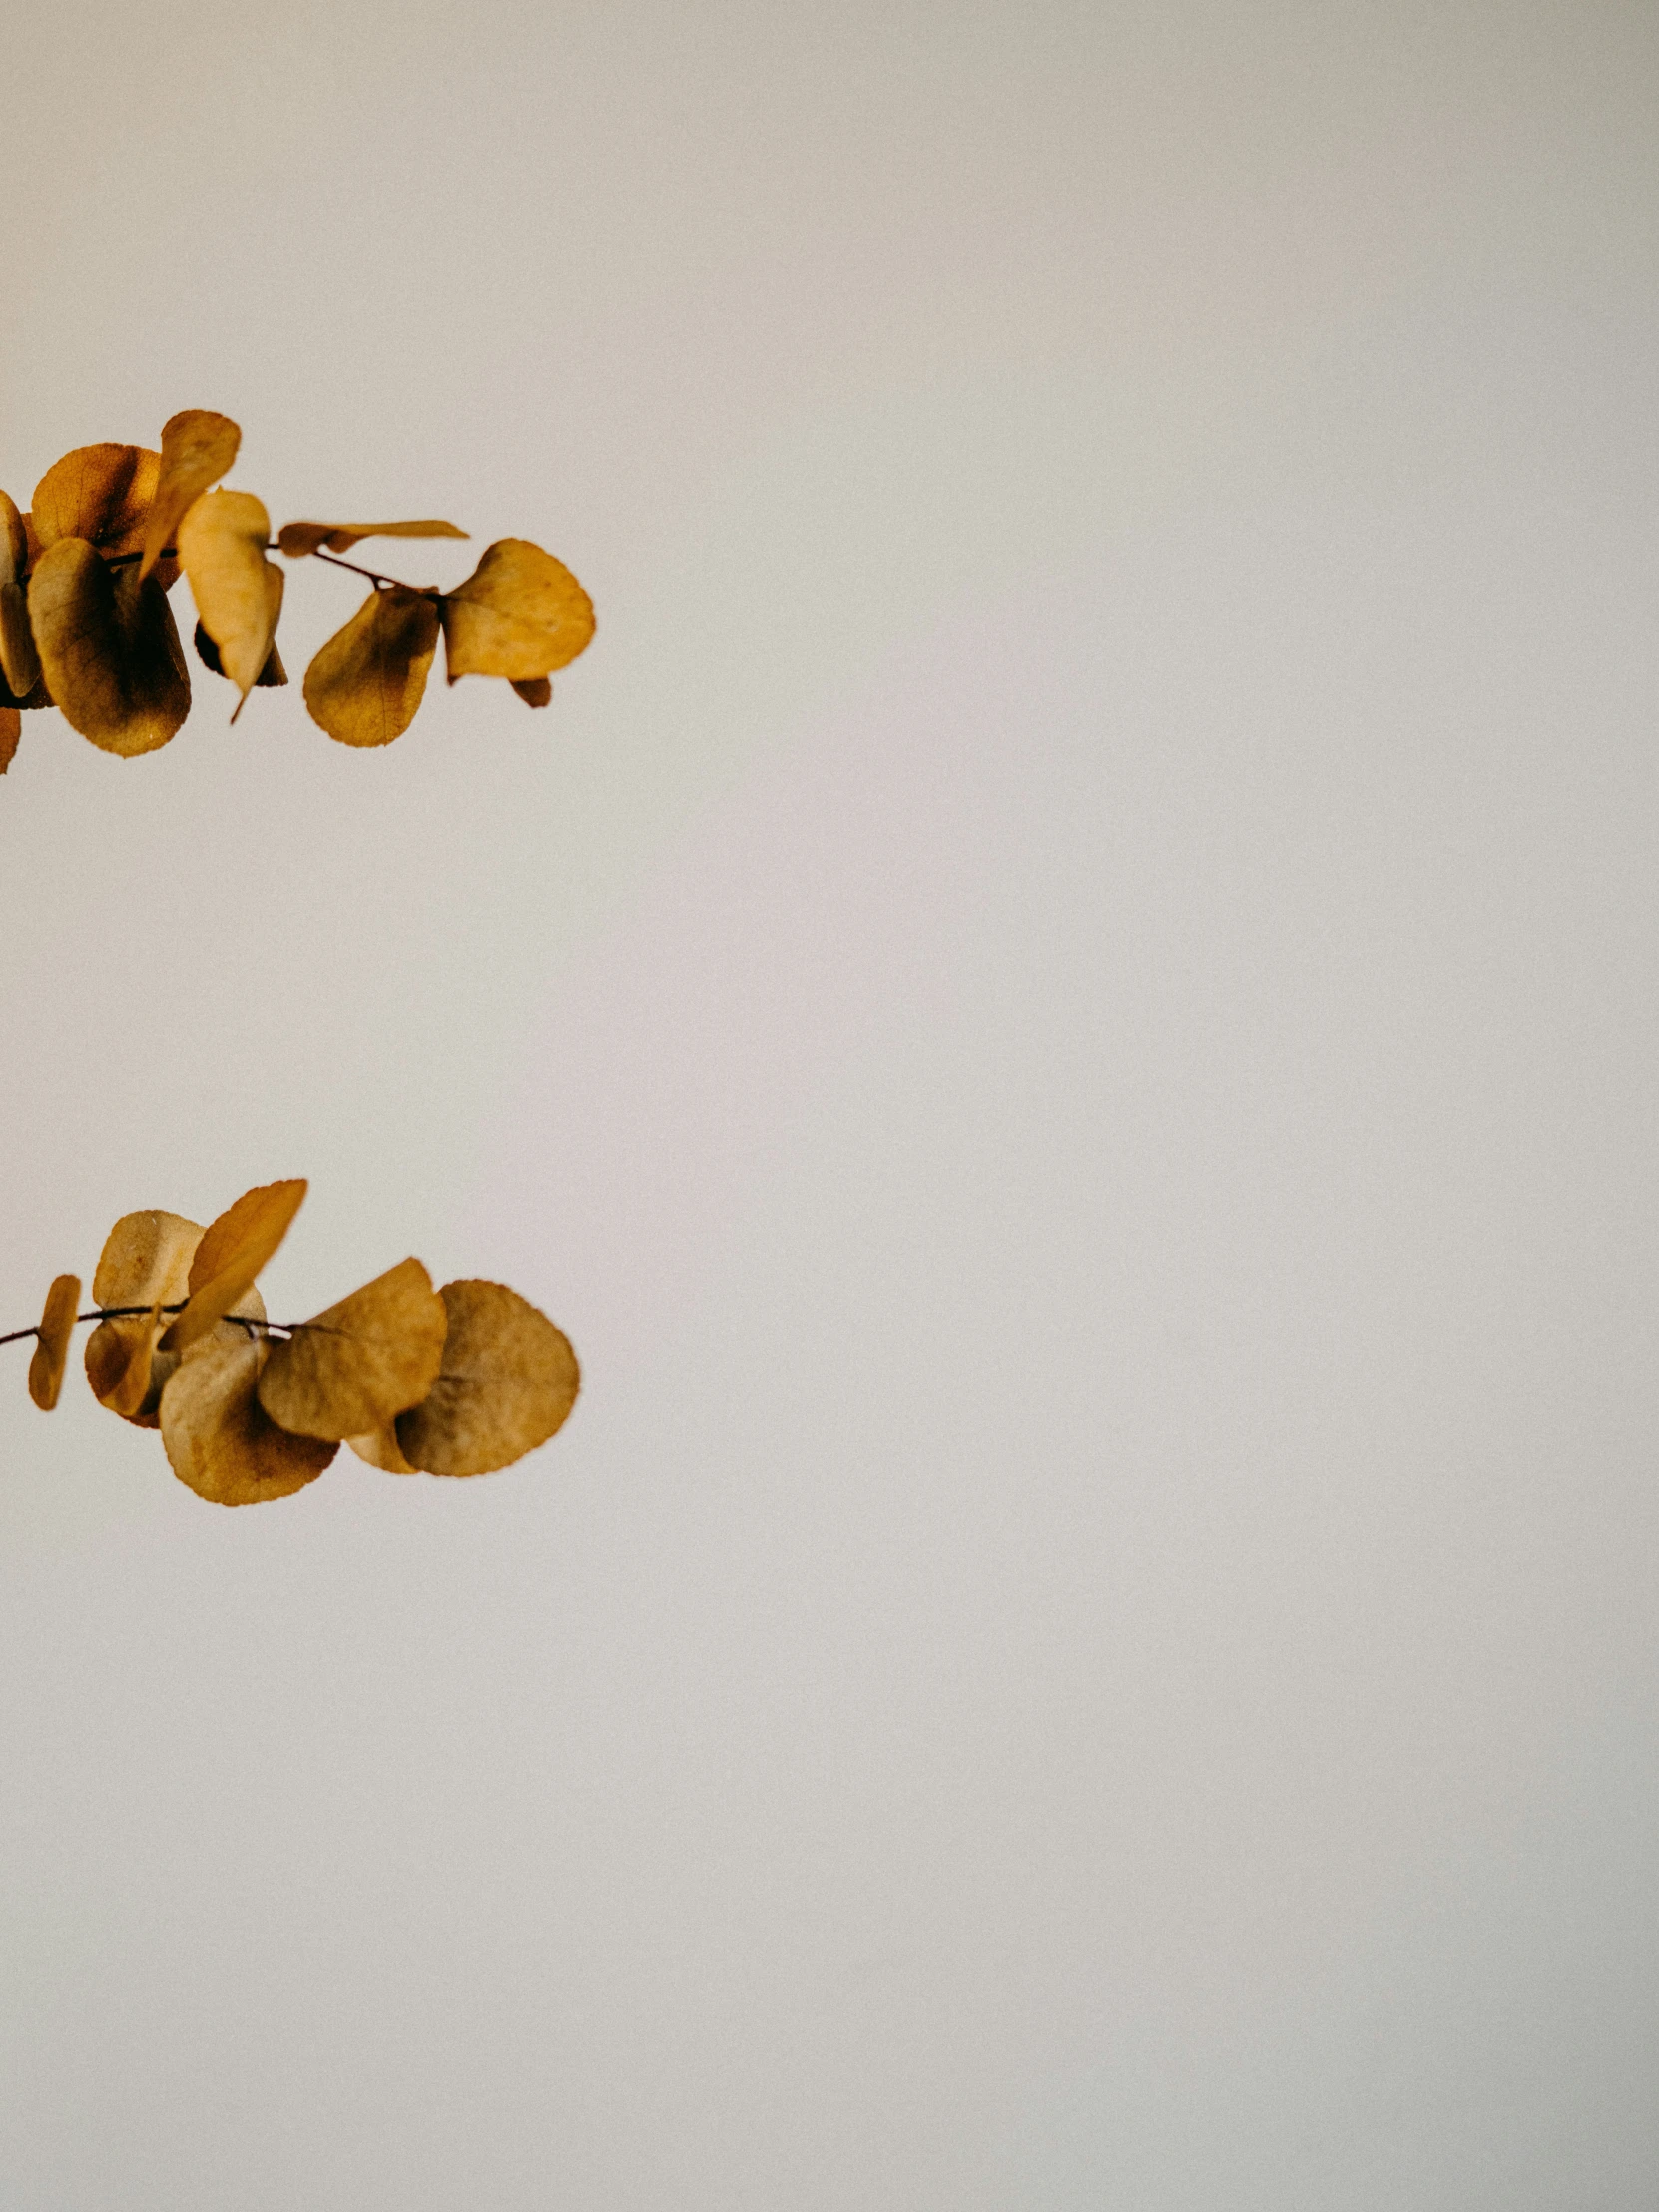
[27,1274,81,1411]
[277,519,467,558]
[162,1178,306,1354]
[139,409,241,583]
[176,489,282,711]
[441,540,594,684]
[161,1330,336,1507]
[396,1280,579,1477]
[193,620,285,688]
[302,587,439,747]
[0,708,17,774]
[31,443,160,557]
[256,1257,447,1441]
[86,1208,203,1427]
[28,540,190,756]
[347,1425,418,1473]
[510,677,552,708]
[101,1301,168,1419]
[1,578,40,698]
[0,490,27,585]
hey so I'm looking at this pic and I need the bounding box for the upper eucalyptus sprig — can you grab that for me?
[0,408,595,771]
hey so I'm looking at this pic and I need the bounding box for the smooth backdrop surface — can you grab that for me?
[2,4,1657,2205]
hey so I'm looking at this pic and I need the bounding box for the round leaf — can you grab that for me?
[31,443,160,557]
[397,1280,579,1477]
[86,1208,203,1427]
[161,1331,336,1507]
[440,540,594,683]
[256,1257,447,1441]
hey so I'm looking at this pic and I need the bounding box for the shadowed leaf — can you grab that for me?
[177,489,282,711]
[276,519,466,558]
[161,1330,335,1507]
[397,1280,579,1476]
[441,539,594,684]
[28,540,190,756]
[1,580,41,698]
[0,491,28,587]
[194,619,285,687]
[27,1275,81,1410]
[510,676,551,708]
[0,709,17,773]
[31,443,160,558]
[140,409,241,582]
[257,1257,447,1441]
[303,587,439,746]
[162,1178,306,1353]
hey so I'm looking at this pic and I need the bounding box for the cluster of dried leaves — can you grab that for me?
[1,408,594,772]
[19,1180,579,1507]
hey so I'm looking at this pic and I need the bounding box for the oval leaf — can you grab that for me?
[440,540,594,683]
[176,489,282,710]
[397,1279,579,1477]
[162,1178,306,1354]
[256,1257,447,1441]
[302,587,439,747]
[277,519,467,558]
[27,1274,81,1411]
[28,540,191,756]
[0,490,27,586]
[139,409,242,583]
[161,1331,336,1507]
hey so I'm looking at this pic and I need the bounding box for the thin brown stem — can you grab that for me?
[306,546,441,598]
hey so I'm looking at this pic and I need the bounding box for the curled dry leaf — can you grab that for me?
[161,1330,336,1507]
[86,1208,203,1426]
[176,489,282,711]
[1,581,41,699]
[510,677,552,709]
[257,1257,447,1441]
[140,409,241,583]
[302,587,439,747]
[347,1425,418,1474]
[103,1301,169,1419]
[31,444,160,558]
[397,1280,579,1477]
[0,709,17,774]
[28,540,190,756]
[441,540,595,684]
[162,1178,306,1354]
[27,1275,81,1411]
[277,519,467,558]
[194,620,285,688]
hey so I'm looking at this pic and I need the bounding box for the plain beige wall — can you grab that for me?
[3,3,1658,2205]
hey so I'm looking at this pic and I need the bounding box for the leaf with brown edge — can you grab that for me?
[31,443,160,557]
[28,540,190,756]
[303,587,439,747]
[1,580,40,698]
[162,1178,306,1354]
[347,1425,418,1473]
[139,409,241,583]
[257,1257,447,1442]
[86,1208,203,1428]
[161,1330,335,1508]
[510,677,551,708]
[441,540,594,684]
[397,1280,579,1477]
[27,1275,81,1410]
[0,709,17,774]
[176,489,282,712]
[276,519,467,558]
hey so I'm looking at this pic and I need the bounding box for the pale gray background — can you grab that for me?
[2,3,1657,2205]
